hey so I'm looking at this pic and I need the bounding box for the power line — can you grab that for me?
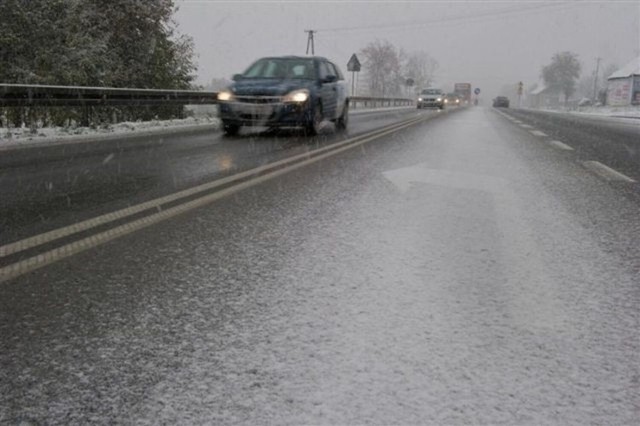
[315,2,575,35]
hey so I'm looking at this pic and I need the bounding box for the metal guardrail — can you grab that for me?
[0,84,415,108]
[0,84,219,107]
[351,96,415,109]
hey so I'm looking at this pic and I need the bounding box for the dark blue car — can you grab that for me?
[217,56,349,135]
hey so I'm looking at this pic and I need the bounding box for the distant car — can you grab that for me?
[444,93,461,106]
[493,96,510,108]
[417,88,445,109]
[217,56,349,135]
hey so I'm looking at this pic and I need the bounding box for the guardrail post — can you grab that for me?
[82,105,89,127]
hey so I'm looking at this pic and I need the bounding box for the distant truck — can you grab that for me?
[454,83,472,104]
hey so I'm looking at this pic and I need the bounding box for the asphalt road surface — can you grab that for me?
[0,107,427,244]
[1,106,639,424]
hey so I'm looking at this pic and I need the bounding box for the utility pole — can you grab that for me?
[304,30,316,55]
[592,57,601,101]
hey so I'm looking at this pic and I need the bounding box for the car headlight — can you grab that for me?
[218,90,234,102]
[283,89,309,103]
[436,97,442,102]
[418,97,423,101]
[456,99,460,103]
[444,99,448,103]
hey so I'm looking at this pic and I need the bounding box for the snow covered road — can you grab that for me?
[1,106,639,424]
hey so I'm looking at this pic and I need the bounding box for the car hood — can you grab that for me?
[231,79,314,96]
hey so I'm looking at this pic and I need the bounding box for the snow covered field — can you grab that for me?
[0,116,222,150]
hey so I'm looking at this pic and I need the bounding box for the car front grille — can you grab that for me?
[235,95,282,104]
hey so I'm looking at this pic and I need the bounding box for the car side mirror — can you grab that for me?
[232,74,243,82]
[323,75,337,83]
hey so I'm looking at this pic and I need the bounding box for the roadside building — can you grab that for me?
[606,56,640,106]
[528,83,562,108]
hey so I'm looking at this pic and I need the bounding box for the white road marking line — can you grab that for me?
[548,140,574,151]
[0,115,425,259]
[102,153,115,165]
[582,161,636,183]
[530,130,548,137]
[519,124,533,129]
[512,120,523,124]
[0,116,430,283]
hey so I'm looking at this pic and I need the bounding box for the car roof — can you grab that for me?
[260,56,329,62]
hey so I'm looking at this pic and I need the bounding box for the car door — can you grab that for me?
[329,61,348,118]
[317,60,338,119]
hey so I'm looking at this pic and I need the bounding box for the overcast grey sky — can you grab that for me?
[174,0,640,98]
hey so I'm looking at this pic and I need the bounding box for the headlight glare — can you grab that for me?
[218,91,234,102]
[283,89,309,103]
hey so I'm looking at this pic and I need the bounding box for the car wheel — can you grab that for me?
[306,103,322,135]
[223,123,240,136]
[335,102,349,131]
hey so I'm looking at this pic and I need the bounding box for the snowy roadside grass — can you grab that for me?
[533,105,640,118]
[0,104,413,150]
[0,116,222,149]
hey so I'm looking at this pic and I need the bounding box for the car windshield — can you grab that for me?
[421,89,441,94]
[242,58,315,79]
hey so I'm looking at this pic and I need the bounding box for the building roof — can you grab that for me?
[530,83,555,95]
[608,56,640,79]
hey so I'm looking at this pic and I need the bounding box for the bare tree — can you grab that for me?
[360,40,403,97]
[600,63,618,81]
[404,51,439,91]
[576,61,617,101]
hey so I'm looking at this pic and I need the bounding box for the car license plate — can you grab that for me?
[236,103,273,116]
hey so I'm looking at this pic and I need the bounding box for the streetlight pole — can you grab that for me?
[592,57,601,101]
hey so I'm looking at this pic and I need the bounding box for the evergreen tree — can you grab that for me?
[1,0,198,124]
[0,0,196,88]
[541,52,581,105]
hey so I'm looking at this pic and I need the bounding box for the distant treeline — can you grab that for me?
[0,0,197,127]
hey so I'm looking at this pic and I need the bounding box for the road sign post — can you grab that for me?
[347,54,361,97]
[518,81,524,107]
